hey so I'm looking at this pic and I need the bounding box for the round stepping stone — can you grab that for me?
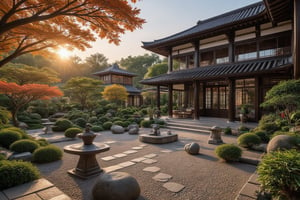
[163,182,185,193]
[143,166,160,173]
[152,173,172,182]
[92,172,140,200]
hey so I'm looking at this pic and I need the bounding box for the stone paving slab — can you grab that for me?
[123,150,138,154]
[15,193,41,200]
[132,146,143,150]
[235,194,256,200]
[101,156,116,161]
[139,144,147,147]
[142,166,160,173]
[113,153,127,158]
[48,194,72,200]
[144,153,157,159]
[104,165,124,173]
[163,182,185,193]
[248,173,260,185]
[160,149,173,153]
[3,179,53,200]
[37,187,63,199]
[239,183,260,199]
[117,161,136,168]
[142,159,157,164]
[152,173,172,182]
[131,157,147,163]
[104,141,116,144]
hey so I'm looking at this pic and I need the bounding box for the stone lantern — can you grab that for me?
[208,126,223,144]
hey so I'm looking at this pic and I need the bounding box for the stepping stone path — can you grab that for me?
[143,166,160,173]
[163,182,185,193]
[104,141,116,144]
[152,173,172,182]
[100,143,186,194]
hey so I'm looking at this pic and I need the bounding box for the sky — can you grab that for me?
[72,0,260,63]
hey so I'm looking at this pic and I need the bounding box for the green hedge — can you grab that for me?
[215,144,242,162]
[0,160,40,189]
[0,130,22,149]
[103,121,113,130]
[10,139,40,153]
[238,133,261,148]
[64,127,82,138]
[52,119,73,132]
[33,145,63,163]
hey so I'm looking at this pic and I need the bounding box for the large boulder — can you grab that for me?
[111,125,125,134]
[184,142,200,155]
[92,172,140,200]
[267,135,296,153]
[128,124,139,135]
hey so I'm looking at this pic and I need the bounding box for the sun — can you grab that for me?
[57,48,72,59]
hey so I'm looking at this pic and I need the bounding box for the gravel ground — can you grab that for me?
[34,128,262,200]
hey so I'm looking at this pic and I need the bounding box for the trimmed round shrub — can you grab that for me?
[257,149,300,200]
[238,133,261,148]
[88,116,98,124]
[64,127,82,138]
[74,117,87,128]
[254,131,270,143]
[91,125,104,132]
[113,120,125,127]
[0,160,40,189]
[52,118,73,132]
[10,139,40,153]
[103,122,113,130]
[238,126,250,133]
[215,144,242,162]
[30,113,42,120]
[98,116,109,123]
[33,145,63,163]
[36,138,49,147]
[2,127,31,139]
[224,127,232,135]
[112,117,123,122]
[140,120,153,128]
[0,130,22,149]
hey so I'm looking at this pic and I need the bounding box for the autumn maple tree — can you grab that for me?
[0,0,145,67]
[102,84,128,105]
[0,80,63,126]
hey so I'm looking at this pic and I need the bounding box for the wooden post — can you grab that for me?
[255,77,261,121]
[294,0,300,79]
[227,32,235,63]
[156,85,161,117]
[168,48,173,73]
[194,41,200,68]
[168,84,173,118]
[193,81,200,120]
[228,79,235,122]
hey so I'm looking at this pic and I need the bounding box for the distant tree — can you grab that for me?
[261,79,300,125]
[0,64,60,85]
[102,84,128,105]
[63,77,103,110]
[11,54,51,68]
[144,62,168,78]
[0,0,145,67]
[85,53,109,73]
[0,81,63,126]
[119,54,160,88]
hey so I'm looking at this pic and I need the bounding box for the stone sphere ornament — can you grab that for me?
[184,142,200,155]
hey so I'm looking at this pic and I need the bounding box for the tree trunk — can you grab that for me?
[11,109,19,127]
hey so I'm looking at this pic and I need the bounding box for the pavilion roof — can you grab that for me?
[140,56,292,85]
[142,2,267,56]
[93,63,136,77]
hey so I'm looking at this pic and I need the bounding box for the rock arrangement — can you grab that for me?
[267,135,296,153]
[111,125,125,134]
[184,143,200,155]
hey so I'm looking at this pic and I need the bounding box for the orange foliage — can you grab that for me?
[0,0,145,66]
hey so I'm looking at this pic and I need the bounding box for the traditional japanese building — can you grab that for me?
[93,64,142,106]
[141,0,299,122]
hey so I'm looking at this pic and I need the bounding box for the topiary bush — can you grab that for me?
[215,144,242,162]
[238,125,250,133]
[33,145,63,163]
[0,160,40,189]
[2,127,31,139]
[91,125,104,132]
[238,133,261,148]
[88,116,98,124]
[257,149,300,200]
[98,116,110,123]
[254,131,270,143]
[140,120,153,128]
[52,118,73,132]
[64,127,82,138]
[103,121,113,130]
[0,130,22,149]
[113,120,125,127]
[224,127,232,135]
[74,117,87,128]
[36,138,49,147]
[10,139,40,153]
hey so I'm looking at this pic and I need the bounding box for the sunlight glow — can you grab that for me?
[57,48,72,59]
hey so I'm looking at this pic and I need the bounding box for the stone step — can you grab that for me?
[166,121,212,130]
[165,125,211,134]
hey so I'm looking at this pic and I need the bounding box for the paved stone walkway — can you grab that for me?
[0,179,71,200]
[235,172,261,200]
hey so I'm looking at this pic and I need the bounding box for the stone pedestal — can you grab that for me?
[208,126,223,144]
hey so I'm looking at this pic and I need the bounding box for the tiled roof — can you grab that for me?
[140,56,292,85]
[142,2,266,50]
[93,64,136,77]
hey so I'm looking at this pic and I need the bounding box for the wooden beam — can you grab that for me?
[156,85,161,117]
[168,84,173,118]
[168,48,173,73]
[294,0,300,79]
[228,79,235,122]
[194,41,200,68]
[193,81,200,120]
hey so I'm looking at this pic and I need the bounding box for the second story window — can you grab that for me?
[216,48,229,64]
[235,42,257,61]
[200,50,214,66]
